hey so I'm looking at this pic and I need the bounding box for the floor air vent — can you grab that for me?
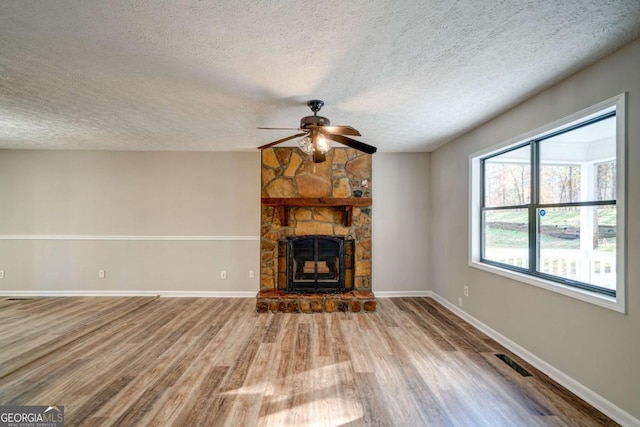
[496,354,532,377]
[6,298,33,301]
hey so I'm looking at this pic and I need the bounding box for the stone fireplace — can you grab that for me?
[257,147,376,313]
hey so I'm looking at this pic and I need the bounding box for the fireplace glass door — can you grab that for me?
[287,236,345,293]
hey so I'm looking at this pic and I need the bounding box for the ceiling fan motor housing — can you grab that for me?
[300,115,330,129]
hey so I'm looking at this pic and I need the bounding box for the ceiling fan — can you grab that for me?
[257,100,377,163]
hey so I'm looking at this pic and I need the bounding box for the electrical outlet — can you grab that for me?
[458,297,463,307]
[464,286,469,297]
[98,270,105,279]
[221,270,227,279]
[0,270,4,279]
[249,270,255,278]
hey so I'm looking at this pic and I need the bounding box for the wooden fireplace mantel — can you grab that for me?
[261,197,372,226]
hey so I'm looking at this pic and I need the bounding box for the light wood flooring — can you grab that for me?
[0,296,617,426]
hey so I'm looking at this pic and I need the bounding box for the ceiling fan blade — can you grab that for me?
[321,132,377,154]
[322,126,361,136]
[257,127,302,130]
[258,132,307,150]
[312,149,326,163]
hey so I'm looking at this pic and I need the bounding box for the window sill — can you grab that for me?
[469,260,625,313]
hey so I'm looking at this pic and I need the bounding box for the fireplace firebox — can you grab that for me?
[286,236,346,293]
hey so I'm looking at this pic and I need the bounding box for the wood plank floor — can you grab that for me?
[0,297,617,426]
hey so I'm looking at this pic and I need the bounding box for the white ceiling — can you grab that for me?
[1,1,639,153]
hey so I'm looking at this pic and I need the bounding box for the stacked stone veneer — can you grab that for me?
[259,147,375,312]
[256,290,377,313]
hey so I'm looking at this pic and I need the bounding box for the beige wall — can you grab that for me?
[0,150,432,294]
[0,150,258,236]
[373,153,430,292]
[0,151,261,293]
[430,39,640,418]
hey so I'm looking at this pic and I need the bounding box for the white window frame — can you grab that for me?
[469,94,627,313]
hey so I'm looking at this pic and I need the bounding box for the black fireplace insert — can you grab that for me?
[286,235,346,293]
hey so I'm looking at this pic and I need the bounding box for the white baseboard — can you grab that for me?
[158,291,255,298]
[430,292,640,427]
[375,290,433,298]
[1,290,430,299]
[0,290,255,298]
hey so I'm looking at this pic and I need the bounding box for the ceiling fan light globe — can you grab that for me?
[316,134,330,153]
[298,135,313,154]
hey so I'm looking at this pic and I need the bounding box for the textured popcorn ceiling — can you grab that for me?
[1,1,639,152]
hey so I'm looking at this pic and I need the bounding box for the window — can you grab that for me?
[470,94,626,312]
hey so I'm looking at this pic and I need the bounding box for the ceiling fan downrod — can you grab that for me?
[301,99,330,128]
[307,99,324,115]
